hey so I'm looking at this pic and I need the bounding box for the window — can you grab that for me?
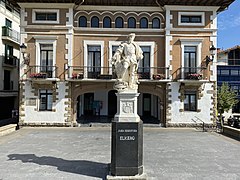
[87,45,101,78]
[181,16,201,23]
[103,16,111,28]
[115,17,123,28]
[178,12,205,26]
[152,18,160,29]
[231,70,239,76]
[220,70,229,75]
[40,44,53,78]
[184,91,197,111]
[39,89,53,111]
[36,12,57,21]
[33,9,59,24]
[184,46,197,74]
[140,17,148,28]
[128,17,136,28]
[91,16,99,28]
[112,46,119,56]
[138,46,151,79]
[79,16,87,27]
[5,18,12,28]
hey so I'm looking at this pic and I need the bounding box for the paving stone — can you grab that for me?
[0,127,239,180]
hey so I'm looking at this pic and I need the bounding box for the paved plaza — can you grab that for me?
[0,127,239,180]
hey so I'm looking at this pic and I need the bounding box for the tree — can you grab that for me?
[217,82,238,126]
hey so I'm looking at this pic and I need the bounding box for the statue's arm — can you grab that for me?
[111,45,124,65]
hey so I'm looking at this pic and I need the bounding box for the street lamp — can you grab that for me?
[20,43,30,65]
[206,45,216,66]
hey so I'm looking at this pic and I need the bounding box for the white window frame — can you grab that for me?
[178,12,205,26]
[32,9,59,24]
[83,40,104,78]
[180,39,203,79]
[109,41,155,78]
[34,36,57,78]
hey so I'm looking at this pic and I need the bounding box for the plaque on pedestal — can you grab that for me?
[110,121,143,176]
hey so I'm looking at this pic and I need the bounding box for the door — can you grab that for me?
[108,90,117,117]
[4,70,11,90]
[143,93,151,116]
[40,44,53,77]
[84,93,94,115]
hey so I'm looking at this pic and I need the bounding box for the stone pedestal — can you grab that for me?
[114,91,140,122]
[107,91,146,180]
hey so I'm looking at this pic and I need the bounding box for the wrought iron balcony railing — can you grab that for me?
[26,66,58,79]
[2,26,20,43]
[2,55,18,67]
[68,66,169,80]
[178,67,207,80]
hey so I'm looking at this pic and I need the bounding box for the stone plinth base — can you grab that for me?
[114,91,140,122]
[110,121,143,176]
[107,173,147,180]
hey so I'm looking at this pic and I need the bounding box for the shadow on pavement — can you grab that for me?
[8,154,108,179]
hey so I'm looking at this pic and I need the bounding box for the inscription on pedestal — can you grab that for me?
[111,122,143,176]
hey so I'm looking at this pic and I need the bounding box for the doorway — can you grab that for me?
[143,93,151,116]
[84,93,94,115]
[108,90,117,117]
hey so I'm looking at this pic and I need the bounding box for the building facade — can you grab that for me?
[16,0,234,127]
[0,0,20,120]
[217,46,240,113]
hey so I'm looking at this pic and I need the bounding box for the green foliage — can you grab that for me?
[217,82,238,115]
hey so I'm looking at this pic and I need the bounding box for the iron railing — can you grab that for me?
[26,66,58,79]
[179,67,207,80]
[2,26,20,43]
[67,66,169,80]
[2,55,18,67]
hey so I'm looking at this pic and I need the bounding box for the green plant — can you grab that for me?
[217,82,238,126]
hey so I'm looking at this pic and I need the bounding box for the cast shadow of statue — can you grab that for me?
[8,154,108,179]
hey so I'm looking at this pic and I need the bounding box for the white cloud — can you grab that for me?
[218,13,240,30]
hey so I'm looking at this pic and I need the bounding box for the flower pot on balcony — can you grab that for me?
[187,73,202,80]
[153,74,164,80]
[30,73,47,78]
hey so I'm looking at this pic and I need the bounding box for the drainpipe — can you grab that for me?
[155,0,165,11]
[74,0,84,10]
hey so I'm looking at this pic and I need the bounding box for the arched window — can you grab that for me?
[152,18,160,29]
[79,16,87,27]
[103,16,111,28]
[140,17,148,28]
[91,16,99,28]
[115,17,123,28]
[128,17,136,28]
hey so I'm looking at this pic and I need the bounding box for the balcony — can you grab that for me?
[2,55,18,67]
[177,67,208,83]
[138,67,169,81]
[67,66,169,81]
[2,26,20,44]
[25,66,58,81]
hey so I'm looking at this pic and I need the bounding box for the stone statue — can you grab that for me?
[111,33,143,91]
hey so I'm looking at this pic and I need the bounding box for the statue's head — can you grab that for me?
[127,33,135,42]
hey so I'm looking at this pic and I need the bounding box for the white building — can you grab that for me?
[0,0,20,120]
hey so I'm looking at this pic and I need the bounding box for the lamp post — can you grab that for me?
[206,45,216,66]
[20,43,30,65]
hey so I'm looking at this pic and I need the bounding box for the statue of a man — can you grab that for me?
[111,33,143,91]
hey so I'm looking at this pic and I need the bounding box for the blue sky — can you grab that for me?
[217,0,240,50]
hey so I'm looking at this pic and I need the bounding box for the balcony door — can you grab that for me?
[87,45,101,78]
[5,44,13,64]
[138,46,150,79]
[40,44,53,77]
[184,46,197,75]
[4,70,11,90]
